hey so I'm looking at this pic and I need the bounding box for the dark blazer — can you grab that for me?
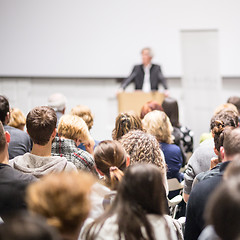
[0,163,36,219]
[121,64,168,90]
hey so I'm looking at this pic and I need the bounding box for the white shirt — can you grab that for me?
[142,64,152,92]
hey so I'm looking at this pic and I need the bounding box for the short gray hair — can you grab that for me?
[141,47,154,58]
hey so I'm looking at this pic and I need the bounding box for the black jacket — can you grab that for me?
[0,163,36,219]
[121,64,168,90]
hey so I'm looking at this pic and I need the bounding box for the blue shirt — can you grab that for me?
[160,142,183,182]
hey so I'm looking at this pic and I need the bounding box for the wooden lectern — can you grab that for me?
[117,91,165,115]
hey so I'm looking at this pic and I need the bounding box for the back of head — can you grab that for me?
[227,96,240,114]
[0,96,9,124]
[0,213,60,240]
[26,171,95,235]
[142,110,173,144]
[0,121,7,154]
[112,112,143,140]
[211,108,238,152]
[117,163,166,215]
[94,140,127,189]
[140,101,163,119]
[26,106,57,145]
[119,130,165,172]
[47,93,66,112]
[213,103,238,116]
[70,105,94,130]
[58,114,92,144]
[206,176,240,240]
[162,97,180,127]
[8,108,26,130]
[224,154,240,180]
[223,128,240,157]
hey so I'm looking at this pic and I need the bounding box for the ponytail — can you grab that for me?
[109,166,124,190]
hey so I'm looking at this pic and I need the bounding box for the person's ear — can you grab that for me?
[5,131,10,144]
[220,146,225,160]
[126,155,130,167]
[51,128,57,139]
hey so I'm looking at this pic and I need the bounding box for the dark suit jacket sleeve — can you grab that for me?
[121,66,137,90]
[158,66,168,89]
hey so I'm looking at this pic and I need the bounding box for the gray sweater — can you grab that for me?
[184,138,216,195]
[9,153,77,178]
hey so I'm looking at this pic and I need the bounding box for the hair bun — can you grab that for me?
[213,120,225,135]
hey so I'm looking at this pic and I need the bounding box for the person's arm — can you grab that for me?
[158,66,168,90]
[120,66,137,90]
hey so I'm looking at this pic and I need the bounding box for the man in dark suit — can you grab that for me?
[120,48,169,95]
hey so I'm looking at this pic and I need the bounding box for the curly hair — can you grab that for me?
[119,130,166,174]
[70,105,94,131]
[142,110,173,144]
[112,112,143,140]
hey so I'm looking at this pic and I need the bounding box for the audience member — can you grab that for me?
[9,106,77,178]
[162,97,194,164]
[70,104,99,151]
[227,96,240,123]
[183,107,238,202]
[184,127,240,240]
[8,108,26,131]
[0,213,60,240]
[84,140,129,225]
[140,100,163,119]
[199,155,240,240]
[142,110,183,182]
[0,122,36,219]
[51,114,98,174]
[83,164,181,240]
[193,111,238,187]
[112,112,143,140]
[47,93,66,127]
[119,130,168,193]
[0,95,31,159]
[27,171,95,240]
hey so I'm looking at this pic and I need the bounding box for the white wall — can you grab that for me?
[1,0,240,77]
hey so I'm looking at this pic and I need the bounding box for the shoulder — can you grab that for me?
[4,125,30,140]
[0,163,36,183]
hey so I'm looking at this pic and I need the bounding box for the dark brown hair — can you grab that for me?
[0,96,10,124]
[26,106,57,145]
[206,176,240,240]
[140,101,163,119]
[94,140,128,190]
[223,128,240,157]
[162,97,180,128]
[227,96,240,114]
[112,112,143,140]
[85,163,168,240]
[0,122,6,153]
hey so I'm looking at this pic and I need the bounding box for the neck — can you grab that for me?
[31,141,52,157]
[0,147,9,164]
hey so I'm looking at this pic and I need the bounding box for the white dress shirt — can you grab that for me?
[142,64,152,92]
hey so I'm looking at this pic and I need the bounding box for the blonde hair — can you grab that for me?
[142,110,173,144]
[214,103,238,116]
[70,105,94,131]
[26,171,95,235]
[8,108,26,130]
[58,114,93,145]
